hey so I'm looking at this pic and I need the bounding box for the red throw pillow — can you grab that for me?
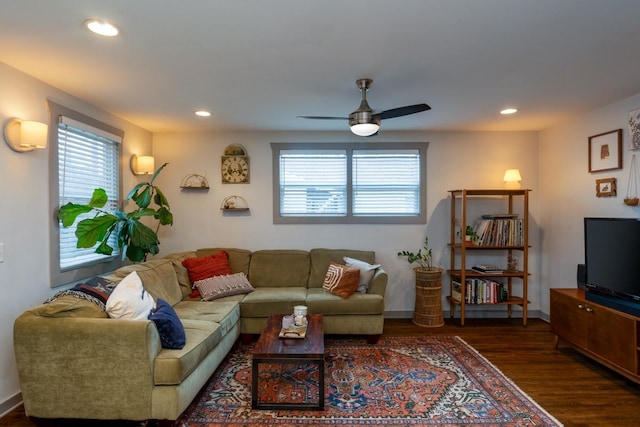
[182,251,232,282]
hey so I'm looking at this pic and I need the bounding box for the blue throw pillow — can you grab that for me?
[149,299,186,349]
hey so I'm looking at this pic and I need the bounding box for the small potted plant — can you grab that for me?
[398,236,439,272]
[463,225,480,245]
[398,236,444,328]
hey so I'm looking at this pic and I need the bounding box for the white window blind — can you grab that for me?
[58,116,121,270]
[279,150,347,216]
[272,142,427,224]
[353,149,420,216]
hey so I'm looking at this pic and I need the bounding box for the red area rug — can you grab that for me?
[177,336,562,426]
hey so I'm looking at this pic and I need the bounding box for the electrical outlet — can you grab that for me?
[0,243,4,263]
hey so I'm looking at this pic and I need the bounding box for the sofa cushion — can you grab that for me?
[344,256,381,293]
[240,287,308,317]
[248,250,310,288]
[153,319,223,385]
[106,271,155,320]
[194,272,254,301]
[173,301,240,336]
[322,262,360,298]
[196,248,252,276]
[153,302,239,385]
[309,249,376,288]
[163,251,197,299]
[305,288,385,315]
[150,299,186,349]
[26,296,108,318]
[115,259,183,306]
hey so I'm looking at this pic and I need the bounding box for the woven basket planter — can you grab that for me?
[413,267,444,328]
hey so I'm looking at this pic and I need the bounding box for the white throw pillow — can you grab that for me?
[343,257,381,293]
[106,271,155,320]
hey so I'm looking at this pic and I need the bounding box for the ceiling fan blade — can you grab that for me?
[297,116,348,120]
[374,103,431,120]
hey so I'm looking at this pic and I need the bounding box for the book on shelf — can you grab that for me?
[471,264,504,274]
[481,213,520,219]
[452,280,463,302]
[471,216,524,246]
[454,278,508,304]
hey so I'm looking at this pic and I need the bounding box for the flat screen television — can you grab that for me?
[584,217,640,307]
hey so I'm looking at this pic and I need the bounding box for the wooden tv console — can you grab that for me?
[550,288,640,384]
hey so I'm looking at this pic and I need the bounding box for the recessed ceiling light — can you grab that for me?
[195,110,212,117]
[500,108,519,115]
[84,19,120,37]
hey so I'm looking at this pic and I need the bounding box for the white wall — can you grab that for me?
[152,129,540,315]
[8,56,637,413]
[0,63,152,415]
[538,92,640,316]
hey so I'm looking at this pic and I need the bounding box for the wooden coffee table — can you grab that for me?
[251,314,324,410]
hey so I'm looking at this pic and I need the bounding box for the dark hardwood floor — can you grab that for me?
[2,318,639,426]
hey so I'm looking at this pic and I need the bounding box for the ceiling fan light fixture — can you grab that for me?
[84,19,120,37]
[349,108,380,137]
[350,122,380,137]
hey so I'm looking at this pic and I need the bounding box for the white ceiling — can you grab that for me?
[2,0,640,134]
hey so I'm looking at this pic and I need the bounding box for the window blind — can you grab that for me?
[352,149,420,216]
[279,150,347,216]
[58,116,121,270]
[273,143,426,224]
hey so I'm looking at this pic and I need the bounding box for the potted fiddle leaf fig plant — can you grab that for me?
[58,163,173,263]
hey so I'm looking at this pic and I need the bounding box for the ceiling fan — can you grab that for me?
[297,78,431,136]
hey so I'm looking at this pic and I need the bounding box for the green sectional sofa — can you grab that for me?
[13,247,387,424]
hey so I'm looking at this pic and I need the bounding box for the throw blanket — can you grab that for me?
[45,276,118,311]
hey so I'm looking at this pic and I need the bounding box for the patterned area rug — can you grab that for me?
[177,336,562,426]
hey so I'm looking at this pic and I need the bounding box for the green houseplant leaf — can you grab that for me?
[57,163,173,263]
[398,236,435,270]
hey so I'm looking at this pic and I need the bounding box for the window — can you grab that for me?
[48,101,124,287]
[272,142,428,224]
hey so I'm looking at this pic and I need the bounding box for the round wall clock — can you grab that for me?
[221,155,249,183]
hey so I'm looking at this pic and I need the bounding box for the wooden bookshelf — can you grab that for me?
[448,189,531,326]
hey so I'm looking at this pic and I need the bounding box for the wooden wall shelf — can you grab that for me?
[180,173,209,189]
[220,195,249,211]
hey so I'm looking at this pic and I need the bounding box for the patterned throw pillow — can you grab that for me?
[150,298,186,349]
[343,257,381,293]
[105,271,155,320]
[322,262,361,299]
[194,272,254,301]
[182,251,233,298]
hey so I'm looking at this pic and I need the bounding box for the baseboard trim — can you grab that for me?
[384,309,543,320]
[0,391,22,419]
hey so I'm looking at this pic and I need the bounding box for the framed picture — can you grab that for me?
[595,178,616,197]
[629,107,640,150]
[588,129,622,173]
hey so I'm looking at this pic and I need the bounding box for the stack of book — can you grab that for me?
[471,214,524,246]
[452,279,508,304]
[471,264,504,274]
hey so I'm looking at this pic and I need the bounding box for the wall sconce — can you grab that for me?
[3,118,48,152]
[503,169,522,189]
[130,155,155,175]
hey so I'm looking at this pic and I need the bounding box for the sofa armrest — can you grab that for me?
[14,312,162,420]
[368,268,388,297]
